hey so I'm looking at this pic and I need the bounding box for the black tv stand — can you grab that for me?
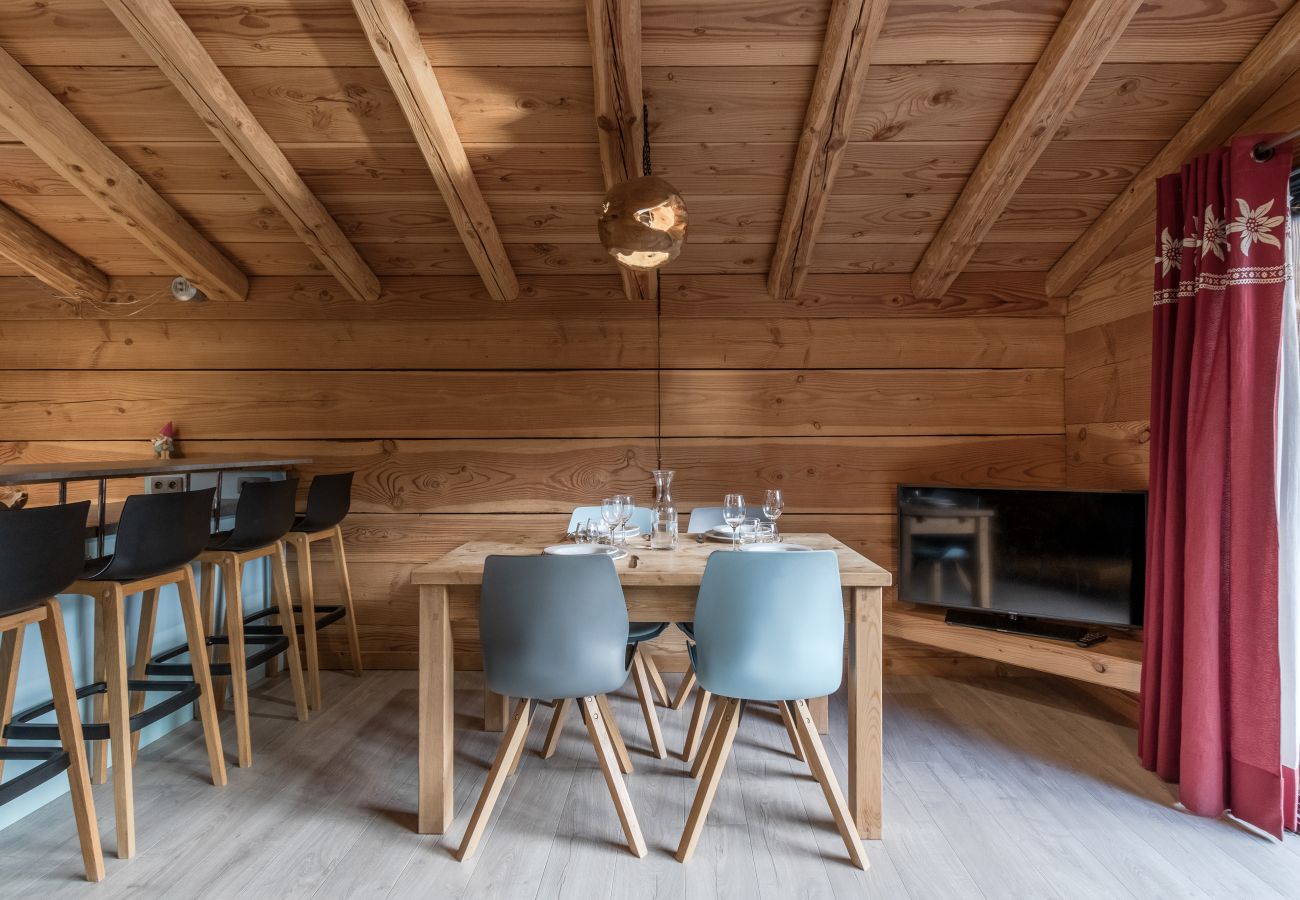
[944,608,1108,648]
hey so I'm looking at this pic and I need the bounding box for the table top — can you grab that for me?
[0,455,311,486]
[412,533,892,588]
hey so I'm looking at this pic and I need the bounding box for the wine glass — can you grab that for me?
[763,488,784,540]
[616,494,635,547]
[723,493,746,550]
[601,498,621,547]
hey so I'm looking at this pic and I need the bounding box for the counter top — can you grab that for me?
[0,455,311,486]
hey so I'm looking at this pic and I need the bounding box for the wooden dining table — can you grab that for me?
[410,533,892,840]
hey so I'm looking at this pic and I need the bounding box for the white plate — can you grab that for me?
[739,542,813,553]
[543,544,629,560]
[705,524,759,542]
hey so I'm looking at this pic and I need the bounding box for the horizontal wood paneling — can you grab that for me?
[1066,421,1149,490]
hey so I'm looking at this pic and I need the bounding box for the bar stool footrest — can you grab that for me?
[147,633,289,678]
[4,679,202,743]
[0,746,70,806]
[243,604,346,634]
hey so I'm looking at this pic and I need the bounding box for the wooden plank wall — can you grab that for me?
[0,270,1065,674]
[1064,70,1300,492]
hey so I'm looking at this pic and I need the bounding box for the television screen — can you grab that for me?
[897,486,1146,628]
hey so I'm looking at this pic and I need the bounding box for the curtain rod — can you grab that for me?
[1253,128,1300,161]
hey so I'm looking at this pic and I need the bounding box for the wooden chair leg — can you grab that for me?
[582,696,647,858]
[222,557,254,768]
[90,596,109,784]
[129,588,160,762]
[330,525,364,678]
[689,694,725,779]
[639,647,670,707]
[790,699,867,870]
[809,695,829,734]
[683,688,714,766]
[671,667,696,711]
[271,543,311,722]
[456,699,532,861]
[540,697,570,759]
[102,584,135,859]
[203,561,229,714]
[593,692,632,774]
[178,567,227,788]
[677,697,742,863]
[778,697,806,763]
[291,534,319,710]
[37,601,105,883]
[0,625,25,783]
[630,649,667,759]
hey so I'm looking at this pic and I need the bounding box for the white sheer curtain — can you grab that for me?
[1281,214,1299,829]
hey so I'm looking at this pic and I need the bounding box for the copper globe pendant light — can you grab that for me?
[597,105,687,270]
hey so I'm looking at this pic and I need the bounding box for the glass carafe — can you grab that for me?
[650,469,678,550]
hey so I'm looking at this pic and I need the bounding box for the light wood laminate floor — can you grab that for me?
[4,669,1300,899]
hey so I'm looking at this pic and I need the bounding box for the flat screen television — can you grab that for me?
[897,486,1146,644]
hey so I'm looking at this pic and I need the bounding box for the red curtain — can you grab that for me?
[1141,135,1292,837]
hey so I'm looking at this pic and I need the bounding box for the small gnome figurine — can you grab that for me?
[152,421,177,459]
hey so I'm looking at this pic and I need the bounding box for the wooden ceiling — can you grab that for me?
[0,0,1294,294]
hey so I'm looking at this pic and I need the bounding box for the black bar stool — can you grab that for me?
[0,502,104,882]
[7,489,227,860]
[273,472,363,710]
[148,479,308,769]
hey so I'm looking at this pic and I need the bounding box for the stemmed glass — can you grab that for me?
[723,493,746,550]
[601,498,622,548]
[763,489,784,541]
[616,494,635,548]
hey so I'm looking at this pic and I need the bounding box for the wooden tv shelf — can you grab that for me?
[884,604,1142,693]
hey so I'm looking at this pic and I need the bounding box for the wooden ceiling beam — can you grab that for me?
[350,0,518,302]
[0,201,109,301]
[586,0,656,302]
[910,0,1143,300]
[1046,2,1300,298]
[103,0,381,304]
[0,46,248,302]
[768,0,891,300]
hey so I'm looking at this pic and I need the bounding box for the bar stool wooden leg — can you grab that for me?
[671,668,697,711]
[37,600,105,883]
[456,699,532,861]
[177,566,227,788]
[330,526,364,678]
[130,587,160,762]
[677,697,742,863]
[630,648,667,759]
[90,595,109,784]
[540,697,570,759]
[290,534,320,710]
[202,561,229,714]
[583,695,647,858]
[271,542,310,722]
[683,688,713,764]
[221,555,254,768]
[790,699,867,870]
[102,583,136,859]
[0,625,24,783]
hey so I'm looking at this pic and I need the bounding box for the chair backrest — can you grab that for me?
[692,550,844,702]
[686,506,774,534]
[480,554,630,700]
[297,471,354,533]
[221,478,298,551]
[97,488,216,582]
[566,505,654,534]
[0,502,91,617]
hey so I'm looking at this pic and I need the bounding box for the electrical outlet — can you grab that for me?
[149,476,185,493]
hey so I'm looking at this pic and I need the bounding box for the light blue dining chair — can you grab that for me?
[566,505,654,535]
[675,550,866,870]
[562,506,672,758]
[684,506,773,534]
[457,554,646,861]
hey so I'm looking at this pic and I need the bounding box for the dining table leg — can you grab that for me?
[419,584,454,834]
[848,586,883,839]
[809,696,829,734]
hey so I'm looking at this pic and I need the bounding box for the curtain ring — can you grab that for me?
[1253,143,1276,163]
